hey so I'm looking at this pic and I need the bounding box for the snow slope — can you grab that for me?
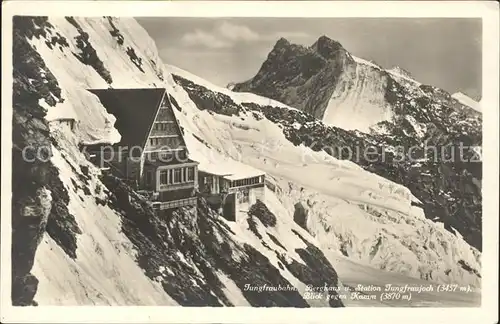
[322,56,394,132]
[32,140,178,305]
[331,254,480,307]
[28,16,168,144]
[452,92,482,112]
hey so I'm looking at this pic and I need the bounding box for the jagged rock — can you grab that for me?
[45,164,82,259]
[66,17,113,84]
[233,35,355,120]
[11,16,65,306]
[248,200,277,227]
[12,274,39,306]
[293,202,309,230]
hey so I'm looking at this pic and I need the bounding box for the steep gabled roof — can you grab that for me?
[88,88,166,150]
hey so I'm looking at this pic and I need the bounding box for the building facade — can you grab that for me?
[198,172,265,221]
[86,87,266,221]
[86,88,198,214]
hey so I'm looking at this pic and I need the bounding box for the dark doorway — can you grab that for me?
[222,193,236,222]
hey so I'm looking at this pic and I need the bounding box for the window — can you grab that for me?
[167,170,173,184]
[173,169,181,183]
[187,167,194,181]
[150,138,161,146]
[160,171,167,185]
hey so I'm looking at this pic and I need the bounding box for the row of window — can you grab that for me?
[144,150,187,162]
[149,136,180,147]
[230,176,264,188]
[157,108,175,119]
[152,122,177,132]
[159,167,195,185]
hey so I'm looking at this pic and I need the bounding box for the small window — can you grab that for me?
[160,171,167,185]
[167,170,173,184]
[187,167,194,181]
[173,169,181,183]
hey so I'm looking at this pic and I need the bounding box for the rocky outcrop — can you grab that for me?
[65,16,113,84]
[293,202,309,230]
[11,16,70,306]
[234,36,355,120]
[248,200,277,227]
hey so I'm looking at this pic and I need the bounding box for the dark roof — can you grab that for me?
[88,88,166,149]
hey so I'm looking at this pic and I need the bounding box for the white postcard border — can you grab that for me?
[1,1,498,323]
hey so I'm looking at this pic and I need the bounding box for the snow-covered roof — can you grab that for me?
[89,88,167,149]
[197,156,265,181]
[50,117,76,121]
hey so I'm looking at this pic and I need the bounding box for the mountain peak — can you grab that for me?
[316,35,335,44]
[311,35,346,59]
[274,37,291,48]
[387,66,414,80]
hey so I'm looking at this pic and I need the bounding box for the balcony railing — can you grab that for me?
[152,197,197,210]
[159,181,195,192]
[228,182,265,191]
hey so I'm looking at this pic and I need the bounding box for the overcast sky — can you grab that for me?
[137,18,482,100]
